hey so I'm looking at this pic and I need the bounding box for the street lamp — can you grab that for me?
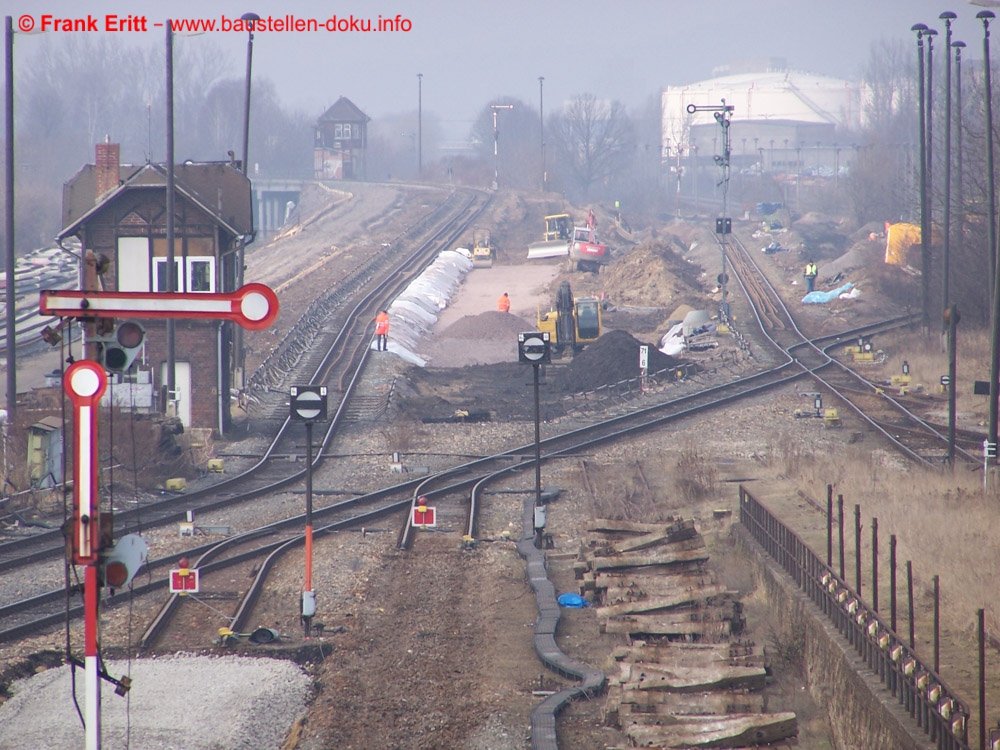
[4,17,15,415]
[941,12,956,328]
[417,73,423,176]
[240,12,259,177]
[926,26,938,223]
[538,76,545,191]
[912,22,931,329]
[980,9,1000,476]
[954,40,966,252]
[238,11,259,393]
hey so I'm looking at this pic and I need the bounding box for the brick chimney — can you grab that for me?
[94,141,120,202]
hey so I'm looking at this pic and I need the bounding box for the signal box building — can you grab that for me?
[57,143,253,435]
[314,96,370,180]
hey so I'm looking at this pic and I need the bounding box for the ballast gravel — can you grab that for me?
[0,654,312,750]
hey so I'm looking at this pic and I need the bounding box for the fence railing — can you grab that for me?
[739,486,971,750]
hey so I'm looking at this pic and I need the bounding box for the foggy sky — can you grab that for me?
[7,0,992,140]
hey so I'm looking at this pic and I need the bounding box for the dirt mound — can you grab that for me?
[554,330,678,394]
[440,310,534,339]
[598,240,709,309]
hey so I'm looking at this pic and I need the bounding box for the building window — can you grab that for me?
[154,257,215,292]
[187,258,214,292]
[334,123,343,138]
[154,258,181,292]
[343,123,351,139]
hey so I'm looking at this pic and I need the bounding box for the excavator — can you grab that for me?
[568,208,609,272]
[526,213,572,259]
[536,280,602,355]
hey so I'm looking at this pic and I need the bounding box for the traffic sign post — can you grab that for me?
[289,386,328,636]
[518,332,550,545]
[639,345,649,392]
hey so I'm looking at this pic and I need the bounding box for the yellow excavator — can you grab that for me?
[536,281,601,354]
[471,228,494,268]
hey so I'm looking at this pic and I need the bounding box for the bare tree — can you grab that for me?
[549,93,635,199]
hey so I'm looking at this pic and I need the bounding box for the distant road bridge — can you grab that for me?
[252,177,308,237]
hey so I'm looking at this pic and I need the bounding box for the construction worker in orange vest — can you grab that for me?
[374,310,390,351]
[497,292,510,313]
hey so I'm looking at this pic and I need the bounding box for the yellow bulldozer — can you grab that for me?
[536,281,601,355]
[526,213,571,259]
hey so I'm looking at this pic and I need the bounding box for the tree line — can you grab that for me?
[2,31,999,329]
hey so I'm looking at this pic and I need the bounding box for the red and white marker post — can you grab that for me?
[44,283,279,749]
[64,360,107,750]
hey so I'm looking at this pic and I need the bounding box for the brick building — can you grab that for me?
[314,96,370,180]
[57,143,253,435]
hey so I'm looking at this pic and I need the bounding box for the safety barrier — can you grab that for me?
[739,486,971,750]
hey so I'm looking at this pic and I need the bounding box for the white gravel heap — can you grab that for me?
[0,654,311,750]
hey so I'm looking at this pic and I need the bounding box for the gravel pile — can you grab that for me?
[0,654,312,750]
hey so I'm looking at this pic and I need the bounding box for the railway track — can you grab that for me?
[1,206,983,748]
[724,231,980,467]
[0,186,490,631]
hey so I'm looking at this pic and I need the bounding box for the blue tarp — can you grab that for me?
[557,593,589,608]
[802,282,854,304]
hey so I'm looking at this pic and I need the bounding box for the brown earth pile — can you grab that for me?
[439,310,535,339]
[554,330,678,394]
[597,240,710,310]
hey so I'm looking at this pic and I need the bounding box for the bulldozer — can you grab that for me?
[471,228,494,268]
[526,213,572,259]
[536,280,602,355]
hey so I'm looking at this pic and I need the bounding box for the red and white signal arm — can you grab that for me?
[170,567,200,594]
[412,505,437,527]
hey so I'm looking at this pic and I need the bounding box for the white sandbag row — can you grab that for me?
[375,249,473,366]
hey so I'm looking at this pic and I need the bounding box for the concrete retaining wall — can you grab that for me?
[736,528,936,750]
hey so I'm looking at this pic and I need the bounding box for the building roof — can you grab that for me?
[317,96,370,124]
[662,69,864,149]
[59,161,253,241]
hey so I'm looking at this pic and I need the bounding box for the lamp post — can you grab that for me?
[4,16,14,416]
[538,76,545,191]
[981,9,1000,468]
[240,13,260,178]
[166,21,177,410]
[417,73,423,176]
[490,103,514,189]
[912,23,931,330]
[926,27,938,231]
[240,12,259,177]
[941,11,956,331]
[237,12,259,393]
[954,40,966,253]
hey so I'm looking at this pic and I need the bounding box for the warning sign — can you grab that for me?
[170,568,200,594]
[412,506,437,527]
